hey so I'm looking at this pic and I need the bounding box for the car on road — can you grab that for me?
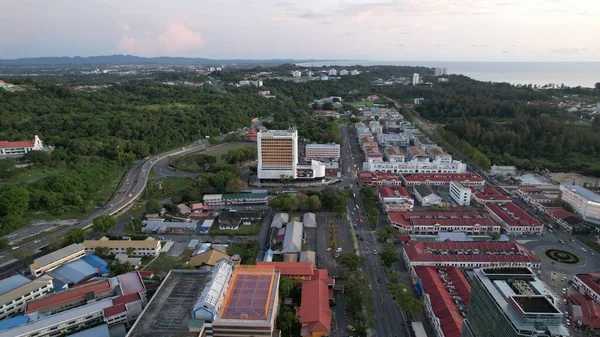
[336,247,342,253]
[377,277,383,283]
[581,247,587,252]
[326,248,332,251]
[33,240,41,244]
[12,246,20,250]
[346,325,356,332]
[562,288,567,294]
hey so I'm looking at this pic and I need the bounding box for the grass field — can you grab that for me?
[4,167,66,184]
[346,101,374,107]
[147,177,195,199]
[144,250,193,274]
[210,221,262,236]
[226,243,251,256]
[204,142,256,165]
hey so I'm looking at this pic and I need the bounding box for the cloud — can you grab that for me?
[299,11,329,19]
[551,48,587,54]
[502,49,511,54]
[470,44,489,47]
[397,44,406,47]
[118,23,204,56]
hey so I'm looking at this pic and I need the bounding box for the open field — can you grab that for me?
[346,101,374,107]
[203,142,256,165]
[549,172,600,187]
[145,250,193,274]
[3,167,66,184]
[147,177,195,199]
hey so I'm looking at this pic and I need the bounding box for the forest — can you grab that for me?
[376,76,600,176]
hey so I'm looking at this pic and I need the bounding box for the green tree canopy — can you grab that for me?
[146,199,161,213]
[65,228,87,244]
[337,253,365,271]
[92,215,116,234]
[379,246,400,268]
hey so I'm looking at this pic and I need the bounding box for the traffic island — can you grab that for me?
[544,248,583,265]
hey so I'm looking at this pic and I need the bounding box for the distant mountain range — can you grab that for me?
[0,54,334,66]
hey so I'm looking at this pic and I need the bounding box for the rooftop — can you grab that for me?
[576,274,600,296]
[189,249,231,268]
[561,185,600,202]
[256,262,315,276]
[305,143,340,149]
[220,265,277,321]
[0,138,35,149]
[486,202,542,227]
[550,208,585,225]
[83,237,160,250]
[258,129,297,138]
[0,275,53,307]
[415,184,436,198]
[473,186,510,201]
[385,146,405,157]
[0,275,31,296]
[297,269,333,335]
[389,211,496,228]
[378,186,412,199]
[30,243,85,270]
[402,173,484,183]
[26,279,114,313]
[407,146,427,157]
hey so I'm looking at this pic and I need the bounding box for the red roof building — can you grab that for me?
[414,266,471,337]
[359,172,403,186]
[0,135,43,156]
[388,211,499,235]
[25,279,115,315]
[256,262,315,281]
[549,208,585,233]
[574,274,600,304]
[569,294,600,330]
[378,186,414,212]
[402,240,541,275]
[103,292,144,326]
[485,202,543,236]
[245,129,258,142]
[297,269,334,337]
[401,173,485,187]
[471,186,510,204]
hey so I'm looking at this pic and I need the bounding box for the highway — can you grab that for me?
[0,138,230,270]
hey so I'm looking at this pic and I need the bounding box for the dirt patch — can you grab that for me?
[549,172,600,187]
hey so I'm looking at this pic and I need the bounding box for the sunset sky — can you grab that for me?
[1,0,598,61]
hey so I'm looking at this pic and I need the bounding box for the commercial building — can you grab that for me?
[378,186,414,212]
[30,243,86,277]
[402,241,541,274]
[412,73,420,85]
[485,203,543,236]
[490,165,516,176]
[461,267,568,337]
[257,129,298,180]
[0,135,44,156]
[414,185,443,207]
[414,266,470,337]
[282,221,303,253]
[141,220,198,233]
[0,275,54,320]
[573,274,600,304]
[385,146,405,162]
[203,193,268,206]
[297,269,334,337]
[414,136,437,151]
[389,211,499,235]
[449,181,472,206]
[25,279,115,315]
[363,158,468,174]
[567,293,600,332]
[548,208,586,233]
[471,186,510,204]
[377,133,409,147]
[304,144,340,161]
[516,186,554,206]
[359,172,403,186]
[83,237,162,256]
[560,185,600,223]
[401,173,485,187]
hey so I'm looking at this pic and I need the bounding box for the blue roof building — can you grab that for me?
[81,254,109,275]
[0,275,30,296]
[0,315,29,332]
[67,323,110,337]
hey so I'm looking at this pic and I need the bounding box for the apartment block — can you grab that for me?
[30,243,85,277]
[304,144,340,161]
[257,130,298,180]
[560,185,600,223]
[83,237,162,256]
[450,181,472,206]
[0,275,54,320]
[485,202,543,236]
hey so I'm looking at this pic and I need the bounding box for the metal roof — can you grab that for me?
[31,243,85,269]
[49,259,98,284]
[0,275,30,296]
[0,315,29,332]
[282,222,303,253]
[562,185,600,202]
[195,260,234,313]
[67,324,110,337]
[0,275,53,307]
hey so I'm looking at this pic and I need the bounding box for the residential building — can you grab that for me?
[461,267,568,337]
[559,185,600,223]
[363,160,467,174]
[141,220,197,233]
[203,193,268,206]
[450,181,472,206]
[414,185,443,206]
[304,144,340,161]
[573,274,600,304]
[414,98,424,105]
[412,73,420,85]
[282,221,303,253]
[258,129,298,180]
[328,69,337,76]
[385,146,406,162]
[433,67,448,76]
[406,146,429,162]
[245,129,258,141]
[485,203,543,236]
[378,186,414,212]
[291,70,302,78]
[238,80,263,87]
[339,69,348,75]
[189,249,231,270]
[490,165,517,176]
[350,70,360,75]
[256,262,315,282]
[548,208,586,233]
[369,120,383,134]
[199,219,213,233]
[414,266,470,337]
[428,147,452,163]
[270,213,289,228]
[414,136,437,151]
[30,243,86,277]
[388,211,499,235]
[377,133,409,147]
[0,135,44,156]
[401,173,485,187]
[83,237,162,256]
[0,275,54,320]
[303,212,317,228]
[359,172,403,186]
[297,269,334,337]
[402,241,541,275]
[471,186,511,204]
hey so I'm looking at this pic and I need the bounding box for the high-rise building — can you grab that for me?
[412,73,420,85]
[339,69,348,75]
[291,70,302,78]
[328,69,337,76]
[559,185,600,223]
[257,130,299,180]
[462,267,568,337]
[434,67,448,76]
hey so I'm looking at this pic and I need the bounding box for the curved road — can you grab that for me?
[0,139,231,268]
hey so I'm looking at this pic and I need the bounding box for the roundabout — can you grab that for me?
[544,248,582,265]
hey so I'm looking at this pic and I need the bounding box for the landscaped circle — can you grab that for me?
[545,249,580,264]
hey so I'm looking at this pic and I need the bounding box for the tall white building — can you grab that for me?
[433,67,448,76]
[239,80,263,87]
[560,185,600,223]
[339,69,349,75]
[291,70,302,78]
[449,181,471,206]
[350,70,360,75]
[257,130,299,180]
[307,70,313,77]
[412,73,420,85]
[328,69,338,76]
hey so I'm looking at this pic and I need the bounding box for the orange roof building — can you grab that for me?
[297,269,334,337]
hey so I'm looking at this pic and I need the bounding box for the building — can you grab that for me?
[516,186,554,206]
[0,275,54,320]
[414,185,443,206]
[567,293,600,332]
[548,208,586,233]
[433,67,448,76]
[83,237,162,256]
[203,193,268,206]
[302,212,317,228]
[412,73,420,85]
[490,165,516,176]
[573,274,600,305]
[282,221,303,253]
[271,213,289,228]
[377,133,409,147]
[217,210,262,230]
[256,262,315,282]
[297,269,334,337]
[48,254,110,285]
[428,147,452,163]
[350,70,360,75]
[401,173,485,187]
[359,172,403,186]
[414,266,470,337]
[461,267,568,337]
[291,70,302,78]
[189,249,231,270]
[0,135,44,157]
[25,279,115,315]
[328,69,337,76]
[471,186,510,204]
[299,251,316,265]
[414,136,437,151]
[385,146,406,163]
[200,219,213,233]
[238,80,263,87]
[389,211,499,235]
[378,186,414,212]
[141,220,197,233]
[304,144,341,161]
[449,181,472,206]
[339,69,348,75]
[485,203,543,236]
[559,185,600,223]
[258,129,298,180]
[30,243,86,277]
[403,241,540,274]
[363,160,467,174]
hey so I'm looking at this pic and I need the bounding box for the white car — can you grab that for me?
[326,248,332,252]
[581,247,587,252]
[335,247,342,253]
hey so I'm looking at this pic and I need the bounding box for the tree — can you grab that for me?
[296,192,310,211]
[65,228,87,244]
[279,276,294,299]
[124,217,143,235]
[337,253,365,271]
[379,247,400,268]
[276,306,300,337]
[92,215,116,234]
[23,151,52,166]
[390,283,423,320]
[94,246,110,256]
[268,194,299,212]
[0,185,30,218]
[322,101,334,110]
[321,186,346,213]
[126,247,135,256]
[377,225,397,243]
[12,248,34,265]
[490,232,500,240]
[0,158,15,179]
[225,178,248,193]
[111,260,134,276]
[163,203,178,214]
[146,199,161,213]
[0,238,8,250]
[308,195,322,211]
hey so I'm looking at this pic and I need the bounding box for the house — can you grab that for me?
[189,249,231,271]
[303,213,317,228]
[378,186,414,212]
[271,213,289,228]
[177,203,191,215]
[282,222,303,253]
[0,135,44,157]
[217,210,262,230]
[414,185,443,207]
[83,237,162,256]
[296,269,334,337]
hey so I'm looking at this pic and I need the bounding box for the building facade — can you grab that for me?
[30,243,86,277]
[257,130,298,180]
[0,275,54,320]
[378,186,414,212]
[304,144,340,161]
[388,211,499,235]
[0,136,43,156]
[401,173,485,187]
[485,203,543,236]
[560,185,600,223]
[450,181,472,206]
[573,274,600,304]
[363,160,467,174]
[412,73,420,85]
[83,237,162,256]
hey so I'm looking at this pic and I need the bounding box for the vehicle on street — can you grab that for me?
[12,246,20,250]
[581,247,587,252]
[346,325,356,332]
[34,240,41,244]
[562,288,567,294]
[326,248,332,251]
[336,247,342,253]
[561,277,567,281]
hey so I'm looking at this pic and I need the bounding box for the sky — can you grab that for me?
[1,0,599,61]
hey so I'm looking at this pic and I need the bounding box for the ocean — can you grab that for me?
[295,61,600,88]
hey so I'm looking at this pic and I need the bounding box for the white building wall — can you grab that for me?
[449,181,472,206]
